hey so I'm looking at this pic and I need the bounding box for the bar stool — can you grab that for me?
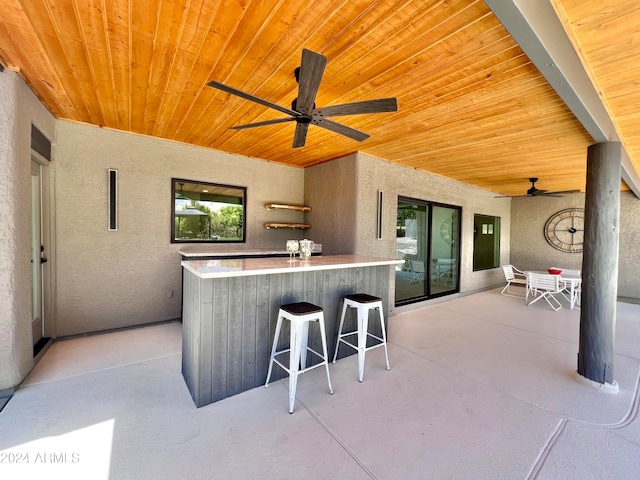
[332,294,390,382]
[265,302,333,413]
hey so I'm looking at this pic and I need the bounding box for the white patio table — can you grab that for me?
[559,272,581,310]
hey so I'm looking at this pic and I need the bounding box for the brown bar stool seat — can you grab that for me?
[265,302,333,413]
[332,294,390,382]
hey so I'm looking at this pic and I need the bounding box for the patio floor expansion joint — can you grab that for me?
[527,418,568,480]
[296,393,380,480]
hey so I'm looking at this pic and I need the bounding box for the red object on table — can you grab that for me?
[548,268,562,275]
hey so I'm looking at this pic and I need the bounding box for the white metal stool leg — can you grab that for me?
[288,320,304,413]
[299,319,310,370]
[377,304,391,371]
[265,313,284,387]
[356,305,368,382]
[317,312,333,395]
[332,301,349,363]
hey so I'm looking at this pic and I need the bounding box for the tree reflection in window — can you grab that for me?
[171,178,246,243]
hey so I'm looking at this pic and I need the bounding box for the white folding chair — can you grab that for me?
[501,265,527,297]
[436,258,456,286]
[526,272,564,311]
[408,260,425,285]
[573,282,582,308]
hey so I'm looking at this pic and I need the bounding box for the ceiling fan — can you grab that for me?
[207,49,398,148]
[495,178,581,198]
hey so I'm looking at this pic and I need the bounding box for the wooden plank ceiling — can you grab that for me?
[0,0,637,196]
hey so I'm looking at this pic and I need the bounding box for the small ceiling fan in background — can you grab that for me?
[495,178,581,198]
[207,49,398,148]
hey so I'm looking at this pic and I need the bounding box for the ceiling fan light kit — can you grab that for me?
[207,49,398,148]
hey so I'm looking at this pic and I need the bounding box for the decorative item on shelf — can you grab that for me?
[548,268,562,275]
[264,203,311,211]
[299,239,315,260]
[265,223,311,229]
[286,240,299,262]
[544,208,585,253]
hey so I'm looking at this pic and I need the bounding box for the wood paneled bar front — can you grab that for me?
[181,255,403,407]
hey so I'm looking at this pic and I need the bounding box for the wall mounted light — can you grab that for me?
[377,190,383,239]
[108,169,118,231]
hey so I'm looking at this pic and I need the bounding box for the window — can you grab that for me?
[171,178,246,243]
[473,214,500,270]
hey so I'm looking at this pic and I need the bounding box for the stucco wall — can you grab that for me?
[619,191,640,299]
[352,153,512,295]
[0,71,55,391]
[54,121,304,336]
[304,154,358,254]
[304,152,512,312]
[510,191,640,300]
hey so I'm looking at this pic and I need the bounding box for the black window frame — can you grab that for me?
[171,178,247,244]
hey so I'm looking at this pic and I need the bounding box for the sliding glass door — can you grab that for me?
[395,197,461,305]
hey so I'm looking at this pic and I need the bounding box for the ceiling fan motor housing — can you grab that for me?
[291,98,315,123]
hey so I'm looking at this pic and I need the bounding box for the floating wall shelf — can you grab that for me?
[264,203,311,211]
[265,223,311,230]
[264,203,310,229]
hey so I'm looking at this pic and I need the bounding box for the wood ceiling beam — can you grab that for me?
[484,0,640,198]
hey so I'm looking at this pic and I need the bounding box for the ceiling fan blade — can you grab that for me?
[293,123,309,148]
[494,191,577,198]
[208,80,300,117]
[230,117,297,130]
[545,189,581,195]
[313,118,369,142]
[296,49,327,114]
[314,98,398,117]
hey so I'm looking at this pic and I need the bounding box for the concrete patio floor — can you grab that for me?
[1,288,639,479]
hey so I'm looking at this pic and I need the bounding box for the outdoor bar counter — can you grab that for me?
[179,245,322,260]
[181,254,403,407]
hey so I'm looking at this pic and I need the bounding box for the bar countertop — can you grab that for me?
[181,254,403,279]
[178,245,322,258]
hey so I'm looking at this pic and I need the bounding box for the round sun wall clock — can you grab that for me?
[544,208,584,253]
